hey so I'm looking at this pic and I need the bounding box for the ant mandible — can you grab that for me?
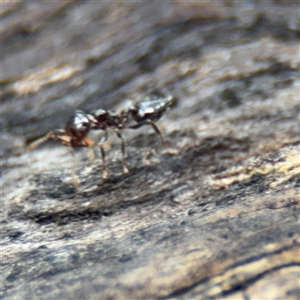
[28,90,174,184]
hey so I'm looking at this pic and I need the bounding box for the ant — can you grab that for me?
[28,90,174,185]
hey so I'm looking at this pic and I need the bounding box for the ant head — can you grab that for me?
[65,110,91,140]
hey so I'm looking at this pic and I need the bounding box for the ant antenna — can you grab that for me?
[27,131,56,151]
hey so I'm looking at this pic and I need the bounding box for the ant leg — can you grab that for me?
[113,129,129,174]
[128,121,167,150]
[88,129,108,162]
[146,120,167,150]
[88,148,96,161]
[99,144,108,179]
[128,120,178,155]
[99,129,109,179]
[67,146,80,187]
[27,131,55,151]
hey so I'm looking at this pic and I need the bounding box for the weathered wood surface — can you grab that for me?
[1,2,299,299]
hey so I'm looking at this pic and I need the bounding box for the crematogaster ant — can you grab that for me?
[28,90,175,185]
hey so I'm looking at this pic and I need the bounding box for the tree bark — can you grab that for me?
[1,1,299,299]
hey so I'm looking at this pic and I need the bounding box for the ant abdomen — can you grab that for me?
[132,93,173,123]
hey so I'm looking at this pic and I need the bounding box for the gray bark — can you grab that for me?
[1,1,299,299]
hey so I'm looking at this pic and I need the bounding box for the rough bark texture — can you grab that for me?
[1,1,300,299]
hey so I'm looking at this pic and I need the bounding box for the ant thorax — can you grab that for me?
[90,109,123,130]
[88,109,108,130]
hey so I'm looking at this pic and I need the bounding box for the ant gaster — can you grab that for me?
[28,90,174,184]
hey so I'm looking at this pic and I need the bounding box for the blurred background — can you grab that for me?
[2,1,299,155]
[1,1,299,299]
